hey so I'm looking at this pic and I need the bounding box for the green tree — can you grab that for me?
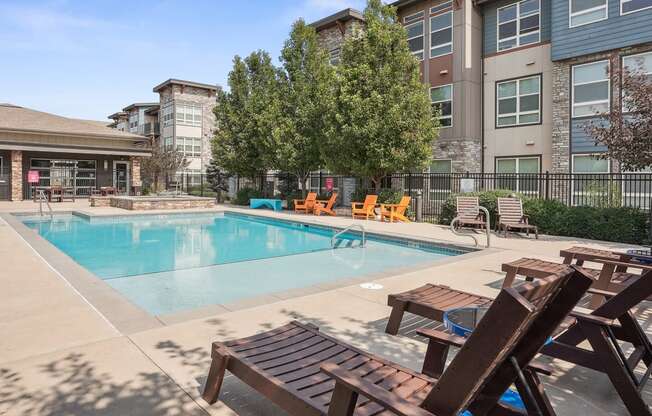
[212,51,279,179]
[323,0,438,192]
[273,19,335,197]
[205,159,231,202]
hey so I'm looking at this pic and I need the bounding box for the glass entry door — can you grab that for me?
[114,162,129,194]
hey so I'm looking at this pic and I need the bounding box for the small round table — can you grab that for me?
[443,306,526,415]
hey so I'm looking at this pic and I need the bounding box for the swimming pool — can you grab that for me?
[22,212,469,315]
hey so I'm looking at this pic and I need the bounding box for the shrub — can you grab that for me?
[439,189,520,228]
[349,188,368,203]
[233,187,264,206]
[285,192,304,210]
[440,190,648,244]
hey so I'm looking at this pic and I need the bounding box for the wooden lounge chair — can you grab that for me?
[314,193,338,216]
[385,261,652,415]
[203,268,592,416]
[380,196,411,223]
[496,197,538,238]
[351,195,377,220]
[454,196,487,229]
[294,192,317,214]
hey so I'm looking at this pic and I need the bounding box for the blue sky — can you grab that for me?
[0,0,365,121]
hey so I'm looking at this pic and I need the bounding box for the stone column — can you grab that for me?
[130,157,142,195]
[10,150,23,201]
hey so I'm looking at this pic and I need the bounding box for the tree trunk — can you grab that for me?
[371,177,382,194]
[298,173,308,198]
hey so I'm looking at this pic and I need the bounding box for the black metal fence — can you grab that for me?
[216,172,652,222]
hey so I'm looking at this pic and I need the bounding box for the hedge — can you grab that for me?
[233,187,264,206]
[440,190,648,244]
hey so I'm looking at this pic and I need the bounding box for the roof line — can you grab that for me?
[309,8,364,30]
[153,78,218,92]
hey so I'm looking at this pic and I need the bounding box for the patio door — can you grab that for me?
[0,156,8,200]
[113,161,129,194]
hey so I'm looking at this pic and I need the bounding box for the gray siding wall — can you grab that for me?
[571,118,608,153]
[552,0,652,61]
[483,0,551,55]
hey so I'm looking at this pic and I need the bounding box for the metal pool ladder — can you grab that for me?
[331,224,366,248]
[450,206,490,248]
[37,190,53,220]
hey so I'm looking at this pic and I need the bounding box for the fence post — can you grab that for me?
[545,171,550,200]
[200,174,204,197]
[415,190,423,222]
[319,171,323,195]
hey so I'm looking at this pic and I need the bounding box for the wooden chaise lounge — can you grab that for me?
[560,245,652,267]
[454,196,487,229]
[385,260,652,415]
[203,268,592,416]
[496,197,538,238]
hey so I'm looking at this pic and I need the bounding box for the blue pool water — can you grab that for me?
[23,212,467,315]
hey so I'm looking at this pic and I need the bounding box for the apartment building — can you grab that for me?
[109,79,217,184]
[313,0,652,177]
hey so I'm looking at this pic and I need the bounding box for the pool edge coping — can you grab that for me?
[4,208,499,330]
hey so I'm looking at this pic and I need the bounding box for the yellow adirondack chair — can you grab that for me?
[314,193,338,216]
[380,196,411,223]
[351,195,378,220]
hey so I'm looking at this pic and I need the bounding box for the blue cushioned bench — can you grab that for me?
[249,198,283,212]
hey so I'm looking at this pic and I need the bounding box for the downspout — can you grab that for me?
[480,4,485,173]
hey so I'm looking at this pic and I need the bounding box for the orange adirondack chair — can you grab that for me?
[351,195,378,220]
[380,196,411,223]
[314,193,338,216]
[293,192,317,214]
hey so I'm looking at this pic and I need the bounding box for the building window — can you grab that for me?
[431,84,453,127]
[430,1,453,14]
[128,113,138,132]
[175,103,202,127]
[496,75,541,127]
[430,159,452,173]
[496,156,540,193]
[569,0,608,27]
[497,0,540,51]
[622,52,652,112]
[161,103,174,127]
[621,0,652,14]
[572,154,611,205]
[405,19,424,60]
[175,137,202,157]
[572,60,610,118]
[329,48,341,65]
[430,11,453,58]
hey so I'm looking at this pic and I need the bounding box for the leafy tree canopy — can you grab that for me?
[323,0,439,191]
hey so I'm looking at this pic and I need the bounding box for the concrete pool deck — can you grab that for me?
[0,199,650,415]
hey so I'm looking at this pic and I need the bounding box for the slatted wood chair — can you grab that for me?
[560,245,652,268]
[454,196,487,230]
[314,193,338,216]
[380,196,411,223]
[351,195,378,220]
[294,192,318,214]
[202,268,592,416]
[496,197,538,239]
[385,261,652,416]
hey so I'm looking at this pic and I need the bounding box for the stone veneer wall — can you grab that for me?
[435,138,482,173]
[109,196,216,210]
[130,157,142,188]
[316,19,364,54]
[11,150,22,201]
[551,42,652,173]
[158,85,217,171]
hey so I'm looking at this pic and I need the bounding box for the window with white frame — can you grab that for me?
[496,75,541,127]
[496,156,540,193]
[570,0,608,27]
[161,103,174,127]
[621,0,652,15]
[572,60,610,117]
[430,159,452,173]
[430,1,453,14]
[128,112,139,132]
[497,0,540,51]
[430,11,453,58]
[175,103,202,127]
[405,17,425,60]
[431,84,453,127]
[163,136,174,150]
[329,48,341,65]
[175,137,202,157]
[623,52,652,112]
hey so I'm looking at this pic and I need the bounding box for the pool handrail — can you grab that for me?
[331,224,366,248]
[450,206,490,248]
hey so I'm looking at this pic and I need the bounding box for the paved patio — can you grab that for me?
[0,199,648,415]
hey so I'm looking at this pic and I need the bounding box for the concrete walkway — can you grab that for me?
[0,199,648,415]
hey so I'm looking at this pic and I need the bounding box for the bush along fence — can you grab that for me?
[155,171,652,244]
